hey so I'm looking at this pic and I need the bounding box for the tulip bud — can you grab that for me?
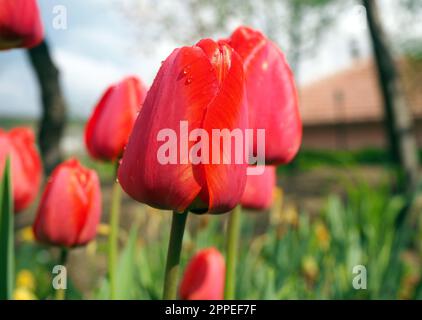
[180,247,225,300]
[0,0,44,50]
[85,76,147,161]
[33,159,102,247]
[225,26,302,164]
[0,127,42,213]
[241,166,276,210]
[118,39,248,214]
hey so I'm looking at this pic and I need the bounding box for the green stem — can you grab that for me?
[55,248,68,300]
[0,158,14,300]
[225,205,241,300]
[108,174,121,300]
[162,211,188,300]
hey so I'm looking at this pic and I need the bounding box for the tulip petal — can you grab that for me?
[196,42,248,213]
[119,41,248,214]
[119,47,219,212]
[0,128,41,213]
[33,167,82,247]
[33,159,101,247]
[75,170,102,245]
[241,166,276,210]
[85,76,146,161]
[180,247,225,300]
[228,27,302,164]
[0,0,44,49]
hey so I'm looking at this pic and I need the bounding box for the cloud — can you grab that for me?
[53,48,128,117]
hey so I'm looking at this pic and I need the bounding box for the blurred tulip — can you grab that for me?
[180,247,225,300]
[0,0,43,50]
[241,166,276,210]
[33,158,102,247]
[118,39,248,214]
[85,76,147,161]
[225,26,302,164]
[0,127,42,213]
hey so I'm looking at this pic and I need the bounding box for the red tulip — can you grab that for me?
[225,26,302,164]
[118,39,248,214]
[33,158,102,247]
[0,0,44,50]
[241,166,276,210]
[85,76,147,161]
[180,247,225,300]
[0,127,42,213]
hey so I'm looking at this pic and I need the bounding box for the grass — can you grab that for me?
[12,179,422,299]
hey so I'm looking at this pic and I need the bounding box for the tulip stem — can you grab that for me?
[163,210,188,300]
[55,248,68,300]
[108,173,121,300]
[225,205,241,300]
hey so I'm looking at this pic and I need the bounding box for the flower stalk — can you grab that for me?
[108,164,121,300]
[163,210,188,300]
[224,205,241,300]
[55,247,68,300]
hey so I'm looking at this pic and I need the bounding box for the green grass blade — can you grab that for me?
[0,158,14,300]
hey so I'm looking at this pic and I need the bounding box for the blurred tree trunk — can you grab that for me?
[363,0,419,194]
[27,40,67,174]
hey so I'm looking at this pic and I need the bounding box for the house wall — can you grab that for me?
[302,119,422,150]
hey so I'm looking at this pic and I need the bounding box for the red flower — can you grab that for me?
[180,247,225,300]
[225,26,302,164]
[33,159,102,247]
[241,166,276,210]
[0,127,42,213]
[0,0,44,50]
[118,39,248,214]
[85,76,147,161]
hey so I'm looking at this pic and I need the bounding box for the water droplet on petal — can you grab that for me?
[185,77,192,85]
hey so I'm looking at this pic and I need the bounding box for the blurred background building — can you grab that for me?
[300,56,422,149]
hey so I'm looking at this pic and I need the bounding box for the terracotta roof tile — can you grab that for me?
[299,58,422,125]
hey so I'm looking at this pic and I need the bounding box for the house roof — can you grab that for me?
[298,57,422,126]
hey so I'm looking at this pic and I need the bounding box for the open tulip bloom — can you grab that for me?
[0,127,42,213]
[118,39,249,215]
[0,0,44,50]
[33,158,102,248]
[85,76,147,162]
[224,26,302,165]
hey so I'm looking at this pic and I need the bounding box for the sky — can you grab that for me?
[0,0,419,118]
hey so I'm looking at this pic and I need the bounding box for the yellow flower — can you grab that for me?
[315,222,330,250]
[302,256,319,282]
[17,226,35,242]
[97,223,110,236]
[282,204,299,228]
[16,269,36,291]
[13,287,37,300]
[269,187,284,225]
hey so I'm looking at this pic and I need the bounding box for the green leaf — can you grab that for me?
[95,223,139,300]
[0,158,14,300]
[115,224,139,299]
